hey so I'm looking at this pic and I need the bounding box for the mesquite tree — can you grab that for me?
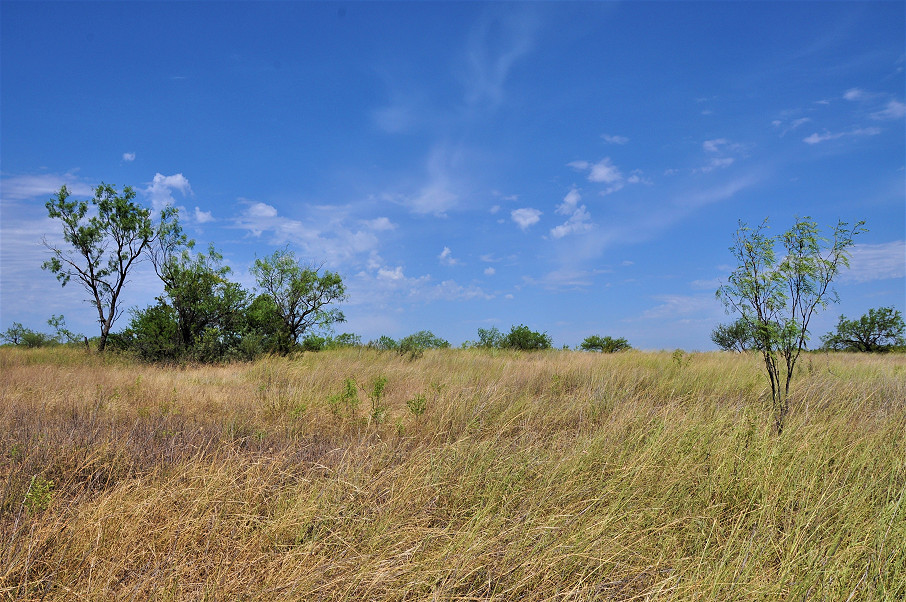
[716,217,864,434]
[42,184,166,352]
[250,249,346,348]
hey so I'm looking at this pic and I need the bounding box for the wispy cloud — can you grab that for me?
[601,134,629,144]
[460,8,538,109]
[122,152,136,162]
[841,241,905,283]
[407,145,460,216]
[871,99,905,120]
[1,173,94,201]
[640,294,721,320]
[802,127,881,144]
[843,87,866,101]
[511,207,542,230]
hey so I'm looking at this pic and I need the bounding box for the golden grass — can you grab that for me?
[1,347,903,600]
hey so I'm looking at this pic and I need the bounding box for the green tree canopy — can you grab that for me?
[580,335,631,353]
[42,184,165,351]
[250,249,347,348]
[821,307,905,352]
[717,217,864,434]
[710,318,757,352]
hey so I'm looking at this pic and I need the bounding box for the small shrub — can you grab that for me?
[24,475,54,513]
[368,376,388,423]
[406,393,427,417]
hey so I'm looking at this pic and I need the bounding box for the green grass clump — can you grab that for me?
[0,347,903,600]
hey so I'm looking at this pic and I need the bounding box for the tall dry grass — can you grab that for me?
[0,347,903,600]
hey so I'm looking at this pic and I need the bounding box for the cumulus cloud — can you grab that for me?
[484,267,496,276]
[122,152,136,162]
[511,207,542,230]
[145,173,192,212]
[588,158,622,183]
[193,207,213,223]
[438,246,459,266]
[550,187,593,239]
[234,201,391,267]
[550,205,592,239]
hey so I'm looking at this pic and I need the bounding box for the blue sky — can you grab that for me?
[2,1,904,350]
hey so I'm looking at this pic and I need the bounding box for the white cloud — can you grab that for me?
[871,99,906,120]
[641,294,721,320]
[438,246,459,266]
[551,187,593,239]
[843,88,865,101]
[841,241,905,283]
[377,266,406,282]
[773,117,811,137]
[0,173,94,201]
[122,152,136,162]
[556,187,582,215]
[247,202,278,219]
[550,205,592,239]
[484,267,496,276]
[460,9,538,108]
[407,145,460,216]
[569,157,624,187]
[193,207,213,223]
[511,207,542,230]
[803,127,881,144]
[702,138,728,153]
[601,134,629,144]
[698,157,735,173]
[145,173,192,212]
[363,217,396,231]
[588,158,623,183]
[234,202,389,267]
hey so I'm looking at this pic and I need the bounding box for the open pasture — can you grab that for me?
[1,348,904,600]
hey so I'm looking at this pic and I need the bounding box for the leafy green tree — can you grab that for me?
[821,307,905,352]
[47,314,81,344]
[42,184,166,352]
[710,318,757,352]
[2,323,29,346]
[1,323,54,348]
[580,335,631,353]
[245,294,293,354]
[250,249,347,348]
[502,324,552,350]
[367,335,399,351]
[398,330,450,357]
[473,326,504,349]
[717,217,864,434]
[160,245,249,352]
[124,300,181,361]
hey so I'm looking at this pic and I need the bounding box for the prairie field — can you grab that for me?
[0,347,904,601]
